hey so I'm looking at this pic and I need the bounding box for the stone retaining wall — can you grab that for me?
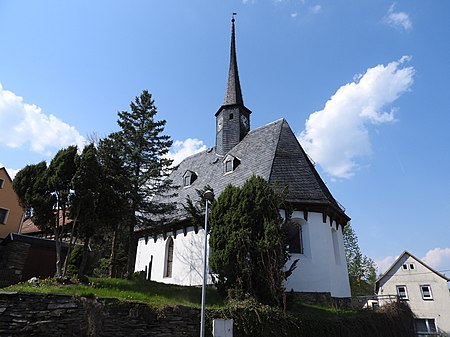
[0,292,199,337]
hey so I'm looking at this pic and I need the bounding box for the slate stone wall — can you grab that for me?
[0,292,200,337]
[0,242,30,287]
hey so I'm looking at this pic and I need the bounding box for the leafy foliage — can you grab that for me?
[13,146,79,277]
[208,176,292,307]
[343,222,377,295]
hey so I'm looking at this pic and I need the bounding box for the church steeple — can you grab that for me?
[215,15,252,156]
[223,15,243,106]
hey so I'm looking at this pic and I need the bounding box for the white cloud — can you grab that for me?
[383,3,412,31]
[166,138,207,166]
[375,255,396,275]
[0,84,85,155]
[422,248,450,271]
[299,56,414,179]
[310,5,321,14]
[291,12,298,18]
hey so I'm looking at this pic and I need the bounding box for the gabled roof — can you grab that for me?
[376,250,450,290]
[0,167,13,183]
[148,118,349,229]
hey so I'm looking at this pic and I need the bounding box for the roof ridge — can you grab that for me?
[267,120,286,183]
[247,118,285,135]
[377,250,450,283]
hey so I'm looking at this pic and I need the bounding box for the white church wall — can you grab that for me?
[135,210,350,297]
[284,211,351,298]
[135,227,211,286]
[329,222,351,297]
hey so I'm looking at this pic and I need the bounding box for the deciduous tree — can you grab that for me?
[343,222,377,295]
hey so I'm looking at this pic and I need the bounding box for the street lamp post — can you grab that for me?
[200,190,214,337]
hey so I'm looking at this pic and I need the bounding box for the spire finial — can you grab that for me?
[232,12,237,22]
[223,13,243,106]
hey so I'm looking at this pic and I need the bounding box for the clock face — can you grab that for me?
[240,115,249,129]
[217,116,223,131]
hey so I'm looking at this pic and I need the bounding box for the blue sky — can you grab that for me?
[1,0,450,275]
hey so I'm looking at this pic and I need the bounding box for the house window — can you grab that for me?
[415,318,437,334]
[396,285,408,300]
[0,208,9,224]
[420,285,433,300]
[402,263,409,270]
[229,113,234,120]
[164,237,174,278]
[0,178,4,188]
[409,263,415,270]
[285,220,303,254]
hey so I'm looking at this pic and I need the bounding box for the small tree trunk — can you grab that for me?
[109,227,118,278]
[126,221,136,279]
[78,236,90,278]
[62,208,80,277]
[54,227,62,278]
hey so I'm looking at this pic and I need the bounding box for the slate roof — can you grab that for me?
[148,118,350,229]
[222,17,244,107]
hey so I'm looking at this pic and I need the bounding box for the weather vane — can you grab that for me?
[232,12,237,21]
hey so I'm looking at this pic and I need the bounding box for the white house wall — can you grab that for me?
[377,254,450,335]
[135,210,351,298]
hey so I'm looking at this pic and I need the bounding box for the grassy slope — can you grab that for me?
[3,278,224,308]
[2,277,353,318]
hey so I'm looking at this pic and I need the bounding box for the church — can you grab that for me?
[134,18,351,298]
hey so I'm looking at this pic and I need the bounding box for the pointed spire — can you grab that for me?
[223,14,244,106]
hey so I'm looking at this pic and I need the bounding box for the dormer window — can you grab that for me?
[183,170,197,187]
[224,155,240,174]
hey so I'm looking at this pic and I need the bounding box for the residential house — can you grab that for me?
[376,251,450,336]
[0,167,24,241]
[134,17,351,299]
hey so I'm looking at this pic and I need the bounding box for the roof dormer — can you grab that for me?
[183,170,198,187]
[223,155,240,174]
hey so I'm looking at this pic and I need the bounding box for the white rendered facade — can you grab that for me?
[134,209,351,298]
[377,251,450,336]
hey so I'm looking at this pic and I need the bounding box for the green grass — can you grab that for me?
[3,277,224,308]
[3,278,355,318]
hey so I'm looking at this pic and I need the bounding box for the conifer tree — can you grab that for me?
[209,176,292,307]
[71,143,102,277]
[115,90,175,276]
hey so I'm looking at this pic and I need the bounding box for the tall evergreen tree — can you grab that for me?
[115,90,175,276]
[209,176,292,308]
[71,143,102,277]
[97,133,132,277]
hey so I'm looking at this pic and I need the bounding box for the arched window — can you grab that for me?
[285,219,303,254]
[164,237,174,278]
[331,228,341,265]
